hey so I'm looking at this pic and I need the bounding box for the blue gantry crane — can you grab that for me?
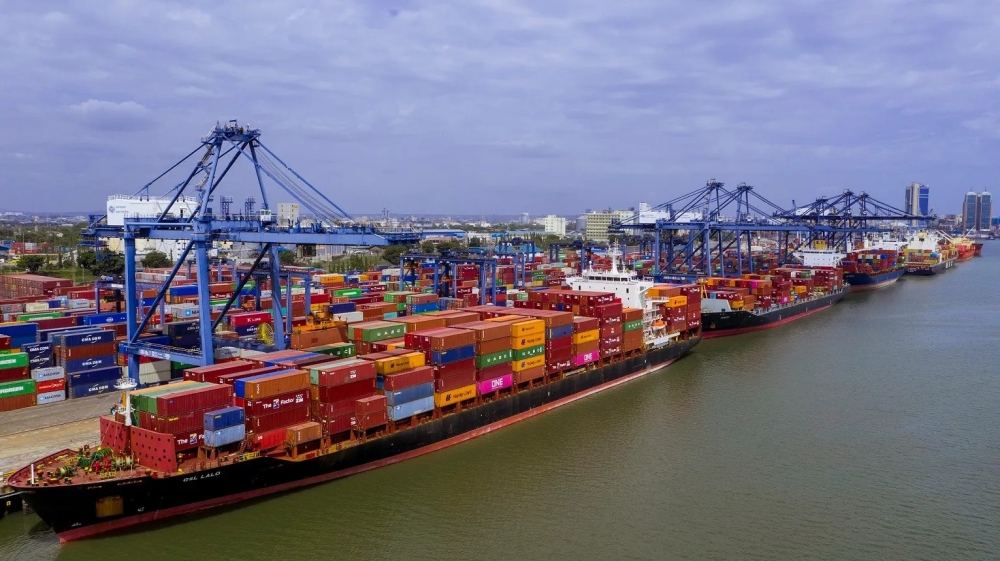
[85,121,417,384]
[772,190,920,251]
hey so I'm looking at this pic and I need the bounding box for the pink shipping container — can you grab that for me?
[477,373,513,395]
[572,351,600,367]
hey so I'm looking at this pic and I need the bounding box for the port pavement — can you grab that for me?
[0,394,119,475]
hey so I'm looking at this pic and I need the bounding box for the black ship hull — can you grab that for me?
[905,259,954,276]
[701,289,846,338]
[15,338,699,541]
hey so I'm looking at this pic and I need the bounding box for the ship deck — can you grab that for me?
[0,393,120,476]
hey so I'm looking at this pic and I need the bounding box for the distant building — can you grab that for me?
[961,191,992,231]
[277,203,300,227]
[543,215,567,236]
[978,192,992,231]
[584,210,633,242]
[904,183,929,220]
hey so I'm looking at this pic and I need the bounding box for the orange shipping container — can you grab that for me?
[286,421,323,445]
[242,370,310,400]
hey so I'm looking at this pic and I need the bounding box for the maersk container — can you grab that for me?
[430,344,476,365]
[384,381,434,406]
[204,406,246,431]
[32,366,65,382]
[37,390,66,405]
[387,395,435,421]
[204,423,246,447]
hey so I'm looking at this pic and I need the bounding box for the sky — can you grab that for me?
[1,1,998,217]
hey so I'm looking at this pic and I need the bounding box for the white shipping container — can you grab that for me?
[24,302,50,312]
[214,347,240,360]
[139,360,171,376]
[32,366,65,382]
[37,390,66,405]
[332,312,364,323]
[69,299,92,309]
[139,369,173,385]
[238,349,265,359]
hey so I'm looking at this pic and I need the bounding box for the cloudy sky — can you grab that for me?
[1,1,997,216]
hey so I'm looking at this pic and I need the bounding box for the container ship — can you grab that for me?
[951,236,979,262]
[840,239,907,292]
[7,252,701,542]
[903,231,956,276]
[698,249,848,338]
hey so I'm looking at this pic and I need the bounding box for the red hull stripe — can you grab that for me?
[702,303,834,339]
[58,356,679,542]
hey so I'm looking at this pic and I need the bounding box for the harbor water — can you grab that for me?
[1,247,998,560]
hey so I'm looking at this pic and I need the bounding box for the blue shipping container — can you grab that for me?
[233,369,299,399]
[38,325,92,342]
[29,354,53,370]
[204,424,246,447]
[168,285,199,298]
[387,396,435,422]
[63,329,116,347]
[0,323,38,338]
[67,366,122,386]
[166,321,200,337]
[383,381,434,406]
[82,313,127,325]
[20,341,52,359]
[67,379,117,399]
[329,302,357,314]
[546,324,574,340]
[203,406,246,431]
[430,344,476,365]
[410,303,439,314]
[141,335,171,346]
[64,354,118,373]
[232,325,260,337]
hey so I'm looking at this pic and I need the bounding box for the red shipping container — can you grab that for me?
[355,394,387,417]
[156,384,234,417]
[314,360,377,387]
[213,366,284,385]
[601,345,623,357]
[35,379,66,393]
[356,409,388,430]
[405,328,476,351]
[313,377,376,403]
[323,412,356,435]
[573,317,600,332]
[513,366,545,384]
[58,342,117,361]
[0,393,36,412]
[252,427,288,450]
[546,358,572,374]
[171,429,204,452]
[236,388,310,416]
[545,335,572,351]
[314,396,375,420]
[184,360,256,383]
[475,337,511,355]
[0,335,9,350]
[433,358,475,379]
[476,362,512,382]
[381,365,435,391]
[434,369,477,393]
[0,367,29,383]
[229,311,272,327]
[600,335,623,348]
[598,314,622,325]
[600,324,622,339]
[155,407,214,434]
[246,403,310,433]
[30,316,78,330]
[546,345,573,363]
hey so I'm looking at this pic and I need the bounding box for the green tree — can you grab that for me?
[420,241,435,254]
[380,244,412,265]
[141,251,172,269]
[18,254,48,274]
[77,249,97,271]
[278,249,299,266]
[92,253,125,277]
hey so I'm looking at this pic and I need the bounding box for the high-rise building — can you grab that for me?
[277,203,300,227]
[978,192,992,231]
[962,192,978,231]
[904,183,930,217]
[584,210,633,242]
[543,215,567,236]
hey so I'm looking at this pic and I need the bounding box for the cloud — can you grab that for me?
[0,1,997,213]
[68,99,153,131]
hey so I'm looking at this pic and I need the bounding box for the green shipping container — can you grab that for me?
[512,345,546,361]
[310,342,356,358]
[0,379,35,399]
[623,319,643,332]
[133,382,211,415]
[349,323,406,342]
[0,352,29,370]
[334,288,363,298]
[476,349,513,369]
[16,312,63,321]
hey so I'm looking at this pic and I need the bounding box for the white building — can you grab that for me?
[543,215,567,236]
[277,203,300,226]
[584,210,634,242]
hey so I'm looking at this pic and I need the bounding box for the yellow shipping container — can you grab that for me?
[375,351,425,375]
[793,285,807,294]
[434,384,477,408]
[403,351,426,369]
[486,315,521,323]
[512,355,546,372]
[511,319,545,338]
[386,340,408,350]
[666,296,688,308]
[572,329,599,345]
[511,333,546,349]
